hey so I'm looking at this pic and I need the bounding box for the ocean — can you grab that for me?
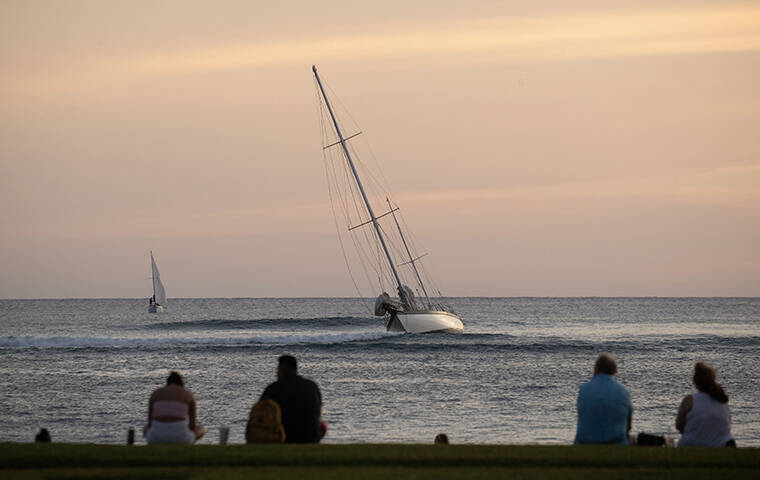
[0,297,758,446]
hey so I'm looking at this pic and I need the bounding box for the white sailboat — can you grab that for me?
[148,251,166,313]
[313,66,463,334]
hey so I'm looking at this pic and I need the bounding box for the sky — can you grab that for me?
[1,0,758,298]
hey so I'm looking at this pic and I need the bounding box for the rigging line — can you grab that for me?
[320,77,399,298]
[376,222,407,287]
[419,260,445,300]
[337,149,385,292]
[397,212,433,282]
[342,156,386,285]
[341,137,385,205]
[357,129,397,202]
[324,152,366,307]
[322,127,369,312]
[374,227,392,292]
[354,208,389,292]
[348,142,391,206]
[319,98,373,311]
[323,131,362,150]
[349,198,384,285]
[354,202,385,283]
[330,143,380,297]
[323,78,396,202]
[348,207,398,231]
[378,220,407,268]
[324,78,363,140]
[320,75,405,278]
[331,139,373,298]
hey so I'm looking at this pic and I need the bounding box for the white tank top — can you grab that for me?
[678,392,733,447]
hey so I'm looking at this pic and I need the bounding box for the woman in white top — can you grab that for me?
[144,371,206,444]
[676,362,735,447]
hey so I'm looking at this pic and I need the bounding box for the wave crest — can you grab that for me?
[0,331,400,349]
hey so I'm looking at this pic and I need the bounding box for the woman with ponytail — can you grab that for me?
[675,362,735,447]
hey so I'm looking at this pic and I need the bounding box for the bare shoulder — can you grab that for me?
[151,384,194,403]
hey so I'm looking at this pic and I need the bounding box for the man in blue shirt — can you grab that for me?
[574,353,633,445]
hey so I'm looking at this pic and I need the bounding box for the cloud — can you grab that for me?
[401,164,760,207]
[4,3,760,96]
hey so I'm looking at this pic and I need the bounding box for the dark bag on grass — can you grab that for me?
[637,432,665,446]
[245,398,286,443]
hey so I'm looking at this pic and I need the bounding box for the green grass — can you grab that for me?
[2,443,758,479]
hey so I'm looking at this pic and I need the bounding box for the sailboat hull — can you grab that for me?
[387,310,463,334]
[148,305,164,313]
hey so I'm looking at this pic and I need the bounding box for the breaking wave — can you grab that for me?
[0,331,400,349]
[148,316,375,331]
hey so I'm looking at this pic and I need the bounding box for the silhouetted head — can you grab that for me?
[167,371,184,387]
[277,355,298,378]
[35,428,51,443]
[593,353,617,376]
[693,362,728,403]
[434,433,449,444]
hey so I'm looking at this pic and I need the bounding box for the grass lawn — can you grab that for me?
[1,443,758,479]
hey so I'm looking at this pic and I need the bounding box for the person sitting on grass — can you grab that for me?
[257,355,324,443]
[35,428,51,443]
[676,362,735,447]
[574,353,632,445]
[144,371,205,444]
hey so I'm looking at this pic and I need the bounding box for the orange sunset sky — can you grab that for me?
[1,0,758,298]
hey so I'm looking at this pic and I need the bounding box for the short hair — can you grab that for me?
[434,433,449,444]
[278,355,298,372]
[594,353,617,375]
[167,371,184,386]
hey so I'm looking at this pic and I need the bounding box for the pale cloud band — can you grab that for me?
[407,164,760,208]
[4,3,760,97]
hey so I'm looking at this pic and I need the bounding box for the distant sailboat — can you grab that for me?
[148,251,166,313]
[313,66,463,334]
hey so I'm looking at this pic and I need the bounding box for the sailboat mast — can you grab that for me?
[312,65,405,295]
[386,198,431,305]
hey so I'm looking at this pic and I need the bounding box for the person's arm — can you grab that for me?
[188,394,197,431]
[245,406,253,444]
[627,392,633,434]
[675,395,692,433]
[144,394,154,435]
[315,384,322,419]
[260,384,273,401]
[573,388,583,444]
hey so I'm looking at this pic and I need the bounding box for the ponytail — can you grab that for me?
[693,362,728,403]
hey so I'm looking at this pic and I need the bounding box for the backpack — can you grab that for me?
[245,398,286,443]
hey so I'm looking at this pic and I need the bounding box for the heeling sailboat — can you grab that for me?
[148,251,166,313]
[312,65,463,334]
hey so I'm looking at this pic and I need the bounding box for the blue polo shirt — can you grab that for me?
[574,374,632,445]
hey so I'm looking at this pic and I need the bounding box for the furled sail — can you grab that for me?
[151,252,167,305]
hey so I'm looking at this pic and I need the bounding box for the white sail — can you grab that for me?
[151,252,167,305]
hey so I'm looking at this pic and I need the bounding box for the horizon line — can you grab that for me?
[1,296,758,301]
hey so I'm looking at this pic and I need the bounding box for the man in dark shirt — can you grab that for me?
[260,355,323,443]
